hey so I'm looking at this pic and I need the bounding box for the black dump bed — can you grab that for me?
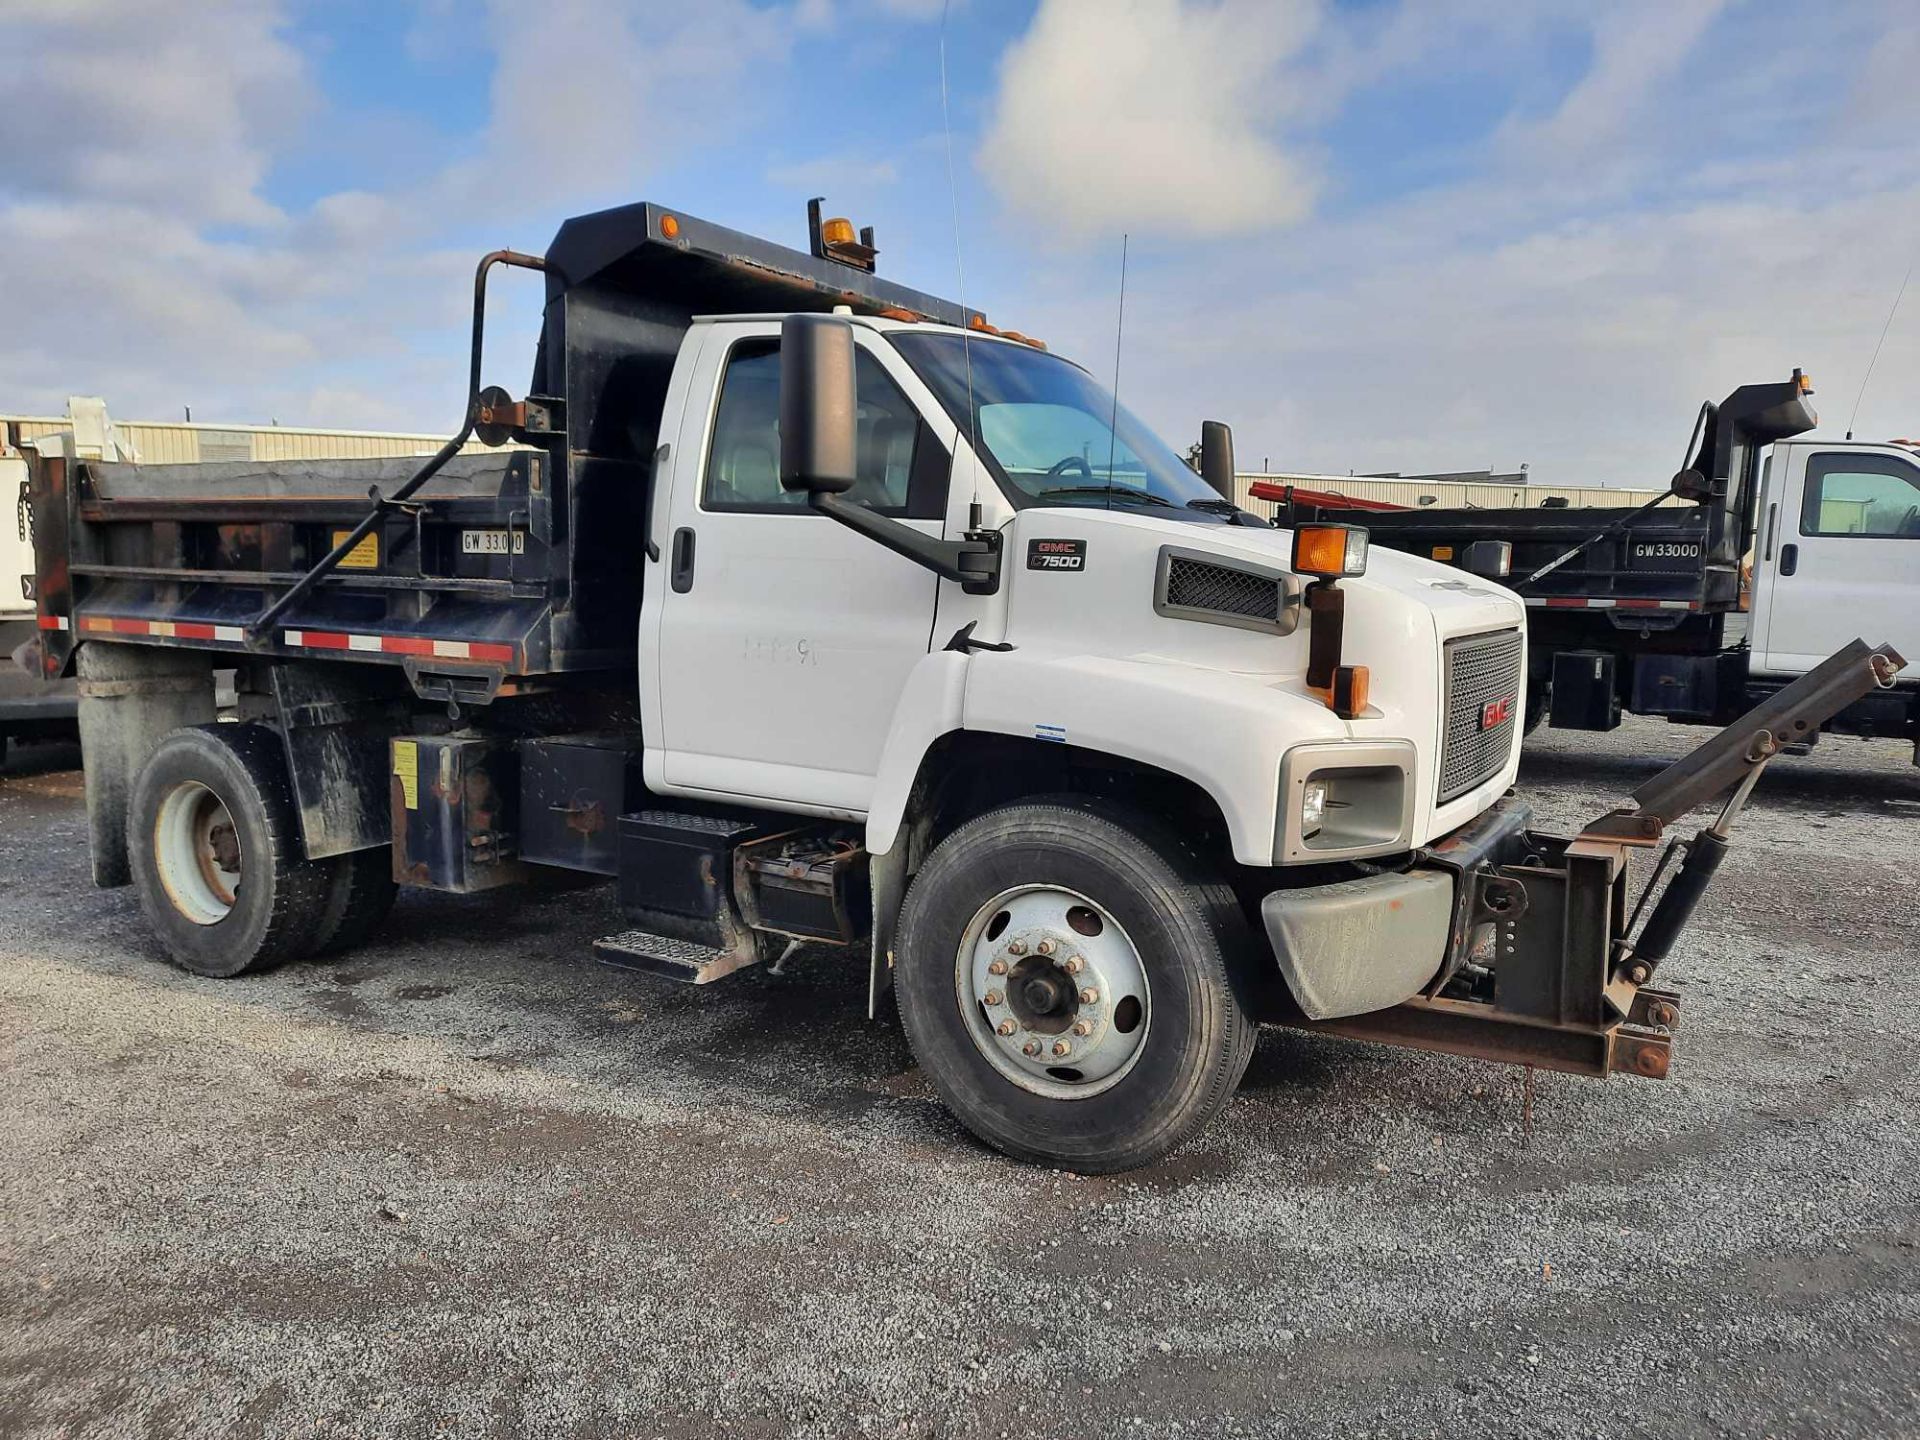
[25,202,975,690]
[1332,501,1718,612]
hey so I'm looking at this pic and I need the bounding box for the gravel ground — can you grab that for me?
[2,717,1917,1439]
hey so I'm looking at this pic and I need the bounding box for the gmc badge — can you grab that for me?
[1027,538,1087,572]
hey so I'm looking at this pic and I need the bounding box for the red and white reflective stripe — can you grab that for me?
[1525,597,1699,611]
[79,615,245,642]
[282,628,515,665]
[36,614,70,632]
[73,614,514,666]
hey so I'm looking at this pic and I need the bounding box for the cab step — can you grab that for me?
[591,930,761,985]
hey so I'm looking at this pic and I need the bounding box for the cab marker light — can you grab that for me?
[1292,523,1369,580]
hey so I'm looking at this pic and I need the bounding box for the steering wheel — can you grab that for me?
[1045,455,1095,483]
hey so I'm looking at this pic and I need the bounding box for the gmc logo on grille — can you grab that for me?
[1480,696,1516,730]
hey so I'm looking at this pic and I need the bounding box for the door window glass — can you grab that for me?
[703,339,948,518]
[1801,454,1920,538]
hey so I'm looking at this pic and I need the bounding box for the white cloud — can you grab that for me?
[977,0,1320,242]
[997,1,1920,486]
[1501,0,1730,160]
[0,0,803,427]
[0,0,313,227]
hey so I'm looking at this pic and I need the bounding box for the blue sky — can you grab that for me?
[3,0,1917,484]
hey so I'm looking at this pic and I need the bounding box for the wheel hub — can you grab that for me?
[957,885,1151,1099]
[154,781,243,926]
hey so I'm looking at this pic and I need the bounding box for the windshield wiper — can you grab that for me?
[1035,484,1174,507]
[1185,496,1272,526]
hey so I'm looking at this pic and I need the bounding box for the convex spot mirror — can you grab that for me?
[779,313,859,495]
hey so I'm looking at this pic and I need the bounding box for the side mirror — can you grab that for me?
[1200,420,1235,500]
[779,314,859,494]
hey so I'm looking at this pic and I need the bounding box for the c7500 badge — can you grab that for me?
[1027,538,1087,572]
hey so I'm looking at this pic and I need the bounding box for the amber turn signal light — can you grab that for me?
[1307,664,1371,720]
[1293,523,1369,579]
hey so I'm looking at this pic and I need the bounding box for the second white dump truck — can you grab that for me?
[17,201,1901,1169]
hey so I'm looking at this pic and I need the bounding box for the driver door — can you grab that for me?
[650,323,952,815]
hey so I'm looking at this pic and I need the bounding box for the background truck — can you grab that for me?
[1268,375,1920,754]
[2,404,131,759]
[17,201,1899,1170]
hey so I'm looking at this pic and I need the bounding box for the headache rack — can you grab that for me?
[23,201,980,704]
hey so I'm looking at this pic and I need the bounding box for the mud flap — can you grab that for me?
[75,644,215,887]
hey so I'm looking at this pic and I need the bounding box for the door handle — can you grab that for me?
[1778,542,1798,577]
[670,526,696,593]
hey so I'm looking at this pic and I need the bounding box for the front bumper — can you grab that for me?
[1261,798,1531,1020]
[1258,639,1903,1081]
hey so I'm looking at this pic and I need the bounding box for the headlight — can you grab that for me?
[1301,779,1329,834]
[1276,741,1417,864]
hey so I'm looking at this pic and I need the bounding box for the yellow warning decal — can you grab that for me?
[393,739,419,811]
[331,529,380,569]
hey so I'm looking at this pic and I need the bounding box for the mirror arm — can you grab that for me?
[810,492,1001,595]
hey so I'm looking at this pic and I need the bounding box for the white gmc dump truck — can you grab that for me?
[17,200,1901,1170]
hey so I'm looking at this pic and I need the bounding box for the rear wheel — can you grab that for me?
[311,846,398,957]
[128,724,331,977]
[894,799,1258,1172]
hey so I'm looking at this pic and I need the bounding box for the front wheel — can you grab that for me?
[894,799,1258,1172]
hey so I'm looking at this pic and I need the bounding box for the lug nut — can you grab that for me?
[1023,1040,1043,1057]
[984,989,1005,1007]
[987,959,1008,976]
[1051,1040,1072,1057]
[1079,988,1099,1005]
[1008,940,1027,956]
[997,1019,1018,1037]
[1064,956,1084,975]
[1072,1020,1094,1038]
[1037,938,1056,956]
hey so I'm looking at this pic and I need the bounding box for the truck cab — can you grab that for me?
[1749,438,1920,681]
[25,200,1882,1172]
[643,310,1525,858]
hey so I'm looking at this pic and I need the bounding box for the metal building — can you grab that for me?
[1231,471,1677,520]
[2,400,490,467]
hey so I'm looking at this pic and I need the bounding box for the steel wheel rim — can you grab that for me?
[954,884,1152,1100]
[154,781,242,926]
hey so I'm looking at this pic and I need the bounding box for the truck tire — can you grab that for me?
[310,846,398,958]
[127,724,331,977]
[1524,686,1549,736]
[893,798,1259,1172]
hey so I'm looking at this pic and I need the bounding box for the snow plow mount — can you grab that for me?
[1288,638,1905,1078]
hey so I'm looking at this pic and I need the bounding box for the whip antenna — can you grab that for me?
[1105,233,1129,493]
[1846,258,1912,440]
[938,1,979,463]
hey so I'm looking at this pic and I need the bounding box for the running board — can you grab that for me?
[592,930,761,985]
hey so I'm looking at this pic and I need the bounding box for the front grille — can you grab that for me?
[1163,556,1281,623]
[1439,628,1524,804]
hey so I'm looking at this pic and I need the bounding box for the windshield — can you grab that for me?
[892,332,1222,511]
